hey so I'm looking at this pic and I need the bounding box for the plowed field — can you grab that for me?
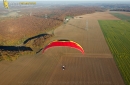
[0,12,124,85]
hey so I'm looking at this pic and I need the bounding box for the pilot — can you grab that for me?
[62,65,65,70]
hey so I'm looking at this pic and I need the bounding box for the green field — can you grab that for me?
[99,20,130,85]
[111,13,130,22]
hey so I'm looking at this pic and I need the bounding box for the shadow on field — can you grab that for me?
[23,33,50,44]
[36,48,43,54]
[0,46,33,51]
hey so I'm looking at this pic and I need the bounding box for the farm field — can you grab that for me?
[48,55,123,85]
[110,11,130,16]
[99,20,130,85]
[111,13,130,22]
[0,12,125,85]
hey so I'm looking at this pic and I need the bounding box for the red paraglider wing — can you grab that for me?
[43,40,84,54]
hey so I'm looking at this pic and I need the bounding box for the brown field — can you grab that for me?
[110,11,130,16]
[0,12,125,85]
[48,56,123,85]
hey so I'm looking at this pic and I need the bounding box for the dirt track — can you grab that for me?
[0,12,124,85]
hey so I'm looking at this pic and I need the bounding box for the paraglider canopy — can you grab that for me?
[42,39,84,54]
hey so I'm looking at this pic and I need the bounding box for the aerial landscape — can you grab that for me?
[0,0,130,85]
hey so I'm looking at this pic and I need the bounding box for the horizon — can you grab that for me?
[1,0,130,4]
[2,0,130,2]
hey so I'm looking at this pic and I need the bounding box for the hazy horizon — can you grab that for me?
[6,0,130,1]
[1,0,130,4]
